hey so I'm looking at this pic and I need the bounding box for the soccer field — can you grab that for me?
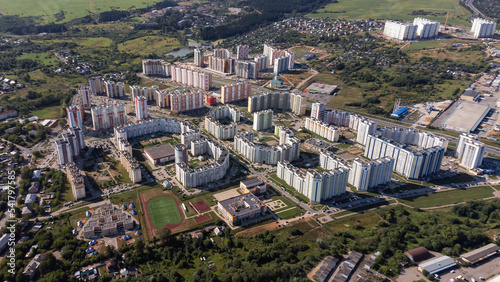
[146,196,182,228]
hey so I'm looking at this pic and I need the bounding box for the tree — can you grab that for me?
[157,227,171,244]
[32,150,42,159]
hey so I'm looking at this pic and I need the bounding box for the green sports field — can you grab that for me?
[146,196,182,228]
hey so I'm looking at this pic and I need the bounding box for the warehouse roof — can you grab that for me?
[460,243,500,264]
[419,256,456,275]
[144,144,175,160]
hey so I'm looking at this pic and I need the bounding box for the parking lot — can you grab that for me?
[436,255,500,282]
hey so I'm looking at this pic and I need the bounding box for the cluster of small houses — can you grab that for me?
[0,76,24,92]
[282,18,384,37]
[311,243,500,282]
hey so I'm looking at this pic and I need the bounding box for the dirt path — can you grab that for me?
[295,69,318,90]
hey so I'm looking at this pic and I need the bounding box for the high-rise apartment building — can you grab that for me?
[364,135,444,180]
[305,118,340,142]
[383,21,417,40]
[253,110,273,131]
[471,18,497,38]
[235,60,259,79]
[142,59,171,77]
[89,76,105,95]
[254,55,269,71]
[248,92,305,115]
[236,45,249,60]
[204,106,240,140]
[456,133,485,169]
[263,44,295,69]
[78,86,91,109]
[170,65,212,90]
[66,162,86,200]
[130,85,159,101]
[413,18,440,39]
[91,103,127,130]
[311,102,326,121]
[208,57,235,74]
[213,48,233,59]
[104,81,124,98]
[170,91,204,113]
[274,56,290,74]
[348,157,394,191]
[55,139,73,166]
[175,144,188,165]
[194,49,204,67]
[67,106,83,129]
[135,96,148,120]
[277,160,348,203]
[221,82,252,104]
[356,119,378,145]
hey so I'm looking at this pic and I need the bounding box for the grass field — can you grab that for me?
[0,0,162,23]
[308,0,473,26]
[118,36,181,56]
[30,105,63,119]
[399,186,494,208]
[146,196,182,228]
[17,52,60,66]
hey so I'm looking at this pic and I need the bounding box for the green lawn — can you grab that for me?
[276,207,303,219]
[399,186,494,208]
[0,0,163,23]
[31,105,63,119]
[17,52,60,66]
[308,0,473,26]
[118,36,181,56]
[147,196,182,228]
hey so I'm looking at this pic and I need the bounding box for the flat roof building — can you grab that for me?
[305,82,338,95]
[240,177,268,195]
[461,90,481,102]
[144,144,176,165]
[217,193,268,226]
[312,256,339,282]
[442,102,491,133]
[460,243,500,264]
[418,256,456,275]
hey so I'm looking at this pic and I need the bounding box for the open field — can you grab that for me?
[30,105,63,119]
[146,196,182,228]
[118,36,181,56]
[17,52,60,66]
[399,186,495,208]
[308,0,473,26]
[0,0,162,23]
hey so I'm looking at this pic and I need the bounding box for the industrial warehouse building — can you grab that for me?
[442,102,491,133]
[144,144,176,165]
[461,90,481,102]
[460,243,500,264]
[418,256,456,275]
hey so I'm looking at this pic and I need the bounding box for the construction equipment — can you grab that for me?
[443,12,450,30]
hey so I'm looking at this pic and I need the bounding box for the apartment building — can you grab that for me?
[377,127,448,149]
[413,17,440,39]
[274,56,290,74]
[263,44,295,69]
[235,60,259,79]
[204,105,240,140]
[383,21,417,40]
[78,86,91,109]
[456,134,485,169]
[171,65,212,90]
[254,55,269,71]
[471,18,497,38]
[311,102,326,121]
[170,91,204,113]
[364,135,444,180]
[348,157,394,191]
[142,59,171,77]
[104,80,124,98]
[135,96,148,120]
[129,85,159,101]
[236,45,249,60]
[234,129,300,165]
[305,118,340,142]
[67,105,83,129]
[356,119,378,145]
[277,160,348,203]
[253,109,273,131]
[208,56,235,74]
[91,103,127,130]
[248,91,305,115]
[120,151,142,183]
[89,76,105,95]
[54,127,85,166]
[66,162,86,200]
[194,49,204,67]
[82,203,134,239]
[221,82,252,104]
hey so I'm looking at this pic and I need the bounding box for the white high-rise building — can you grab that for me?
[55,139,73,166]
[91,103,127,130]
[274,56,290,74]
[383,21,417,40]
[471,18,497,38]
[356,119,377,145]
[89,76,105,95]
[304,118,340,142]
[142,59,171,77]
[253,109,273,131]
[135,96,148,120]
[456,133,479,158]
[459,140,485,169]
[413,17,440,39]
[104,81,124,98]
[311,102,326,121]
[348,157,394,191]
[277,160,348,203]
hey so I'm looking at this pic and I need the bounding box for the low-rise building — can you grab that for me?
[240,177,268,195]
[405,247,431,262]
[22,254,45,280]
[418,256,456,275]
[460,243,500,264]
[144,144,176,165]
[217,193,268,225]
[82,204,134,239]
